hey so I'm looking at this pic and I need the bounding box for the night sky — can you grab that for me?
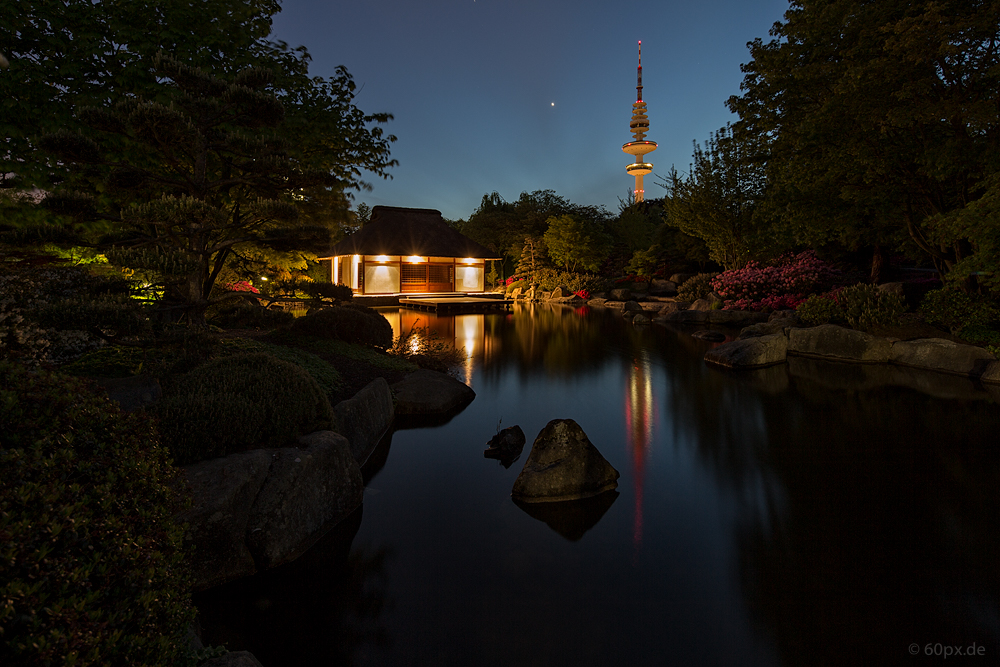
[270,0,791,220]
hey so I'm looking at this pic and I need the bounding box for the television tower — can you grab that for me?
[622,41,656,202]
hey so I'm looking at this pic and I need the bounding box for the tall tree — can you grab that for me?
[1,0,396,224]
[728,0,1000,278]
[661,126,770,270]
[543,214,610,273]
[38,55,347,323]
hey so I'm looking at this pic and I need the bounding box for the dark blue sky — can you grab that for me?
[270,0,790,220]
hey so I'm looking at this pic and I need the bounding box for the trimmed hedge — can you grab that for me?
[0,362,193,665]
[157,352,334,465]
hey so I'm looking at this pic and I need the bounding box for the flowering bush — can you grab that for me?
[223,280,260,294]
[574,290,591,300]
[711,251,839,311]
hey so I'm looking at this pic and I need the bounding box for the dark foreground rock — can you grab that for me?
[331,377,394,463]
[179,432,363,590]
[512,419,620,503]
[202,652,265,667]
[513,490,619,541]
[391,369,476,415]
[247,432,363,571]
[484,425,526,468]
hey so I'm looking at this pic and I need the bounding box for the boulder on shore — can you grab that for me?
[391,369,476,415]
[246,432,363,571]
[179,432,363,590]
[703,332,788,369]
[787,324,892,363]
[512,419,620,503]
[331,377,394,463]
[890,338,995,376]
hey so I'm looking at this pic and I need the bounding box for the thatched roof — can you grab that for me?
[319,206,500,260]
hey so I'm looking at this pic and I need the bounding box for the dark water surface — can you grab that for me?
[196,304,1000,666]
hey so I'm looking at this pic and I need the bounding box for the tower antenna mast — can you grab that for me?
[622,40,657,202]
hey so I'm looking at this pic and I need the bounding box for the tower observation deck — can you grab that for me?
[622,41,656,202]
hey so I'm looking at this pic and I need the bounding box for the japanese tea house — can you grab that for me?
[319,206,500,295]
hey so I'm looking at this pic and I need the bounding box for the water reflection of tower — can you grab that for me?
[625,351,656,551]
[622,41,657,202]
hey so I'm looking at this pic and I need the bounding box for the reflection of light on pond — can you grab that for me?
[625,351,656,553]
[456,314,481,386]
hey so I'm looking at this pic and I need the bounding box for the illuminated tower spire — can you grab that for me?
[622,41,657,202]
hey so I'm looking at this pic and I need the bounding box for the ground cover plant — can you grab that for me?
[0,362,193,665]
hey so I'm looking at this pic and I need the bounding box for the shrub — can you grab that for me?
[837,284,904,330]
[0,362,193,665]
[207,302,294,329]
[303,282,354,302]
[710,251,839,311]
[919,288,1000,333]
[677,272,718,301]
[216,338,344,398]
[289,305,392,349]
[533,268,607,294]
[156,352,333,464]
[797,294,845,326]
[0,263,143,365]
[797,284,904,331]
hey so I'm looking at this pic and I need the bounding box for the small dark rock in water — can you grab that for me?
[484,425,526,469]
[512,419,619,503]
[692,330,727,342]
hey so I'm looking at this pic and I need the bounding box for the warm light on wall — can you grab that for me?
[407,256,426,263]
[461,258,477,264]
[375,255,390,263]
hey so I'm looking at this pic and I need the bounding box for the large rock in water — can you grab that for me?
[178,449,273,590]
[512,419,620,503]
[391,369,475,415]
[179,432,363,590]
[246,432,363,571]
[331,377,394,463]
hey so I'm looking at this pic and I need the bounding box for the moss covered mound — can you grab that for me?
[157,352,334,465]
[0,362,193,666]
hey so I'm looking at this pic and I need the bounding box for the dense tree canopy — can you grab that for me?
[459,190,611,262]
[2,0,398,321]
[727,0,1000,278]
[1,0,396,215]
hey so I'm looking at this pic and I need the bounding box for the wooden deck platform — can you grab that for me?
[399,296,513,313]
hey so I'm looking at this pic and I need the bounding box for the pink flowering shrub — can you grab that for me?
[574,289,590,300]
[223,280,260,294]
[711,251,839,311]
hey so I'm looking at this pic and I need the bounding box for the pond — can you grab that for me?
[196,303,1000,666]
